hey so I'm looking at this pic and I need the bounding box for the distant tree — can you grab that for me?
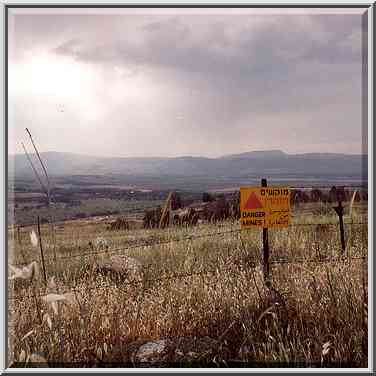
[74,212,87,219]
[310,189,324,202]
[171,192,182,210]
[328,186,349,203]
[337,186,349,202]
[143,207,162,229]
[328,186,337,203]
[203,195,230,222]
[202,192,214,203]
[229,191,240,219]
[360,190,368,201]
[291,189,310,206]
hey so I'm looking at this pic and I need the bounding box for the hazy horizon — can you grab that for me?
[8,148,368,159]
[8,8,367,158]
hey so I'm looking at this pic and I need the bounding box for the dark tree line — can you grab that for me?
[291,186,366,205]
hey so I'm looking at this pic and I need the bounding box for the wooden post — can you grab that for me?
[333,200,346,254]
[37,216,47,285]
[17,226,27,264]
[261,178,270,282]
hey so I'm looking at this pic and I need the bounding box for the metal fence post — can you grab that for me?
[261,178,270,282]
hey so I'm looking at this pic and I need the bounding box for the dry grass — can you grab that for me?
[8,202,368,368]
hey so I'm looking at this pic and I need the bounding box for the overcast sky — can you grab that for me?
[8,8,367,158]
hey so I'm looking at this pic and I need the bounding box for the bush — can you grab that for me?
[74,212,87,219]
[202,192,214,203]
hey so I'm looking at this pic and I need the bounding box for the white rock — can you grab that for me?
[135,340,170,363]
[9,262,39,281]
[94,237,110,249]
[95,256,142,279]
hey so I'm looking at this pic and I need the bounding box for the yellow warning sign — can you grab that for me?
[240,187,290,228]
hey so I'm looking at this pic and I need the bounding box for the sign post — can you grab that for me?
[333,200,346,255]
[240,181,290,283]
[261,179,270,281]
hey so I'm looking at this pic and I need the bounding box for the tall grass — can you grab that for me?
[8,207,368,368]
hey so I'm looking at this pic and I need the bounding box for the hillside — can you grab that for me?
[8,150,367,181]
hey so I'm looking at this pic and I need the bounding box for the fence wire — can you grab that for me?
[8,254,367,302]
[10,221,367,267]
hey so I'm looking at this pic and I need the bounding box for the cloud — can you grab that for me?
[8,11,365,157]
[51,14,361,70]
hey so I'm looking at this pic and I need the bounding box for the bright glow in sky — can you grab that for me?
[8,8,367,157]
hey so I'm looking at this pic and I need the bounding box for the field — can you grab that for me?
[7,200,368,368]
[8,182,204,225]
[9,198,166,226]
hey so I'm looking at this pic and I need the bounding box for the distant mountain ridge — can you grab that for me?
[221,150,288,159]
[8,150,367,180]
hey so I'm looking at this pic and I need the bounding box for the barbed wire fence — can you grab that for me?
[8,224,367,301]
[9,221,367,267]
[8,184,368,301]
